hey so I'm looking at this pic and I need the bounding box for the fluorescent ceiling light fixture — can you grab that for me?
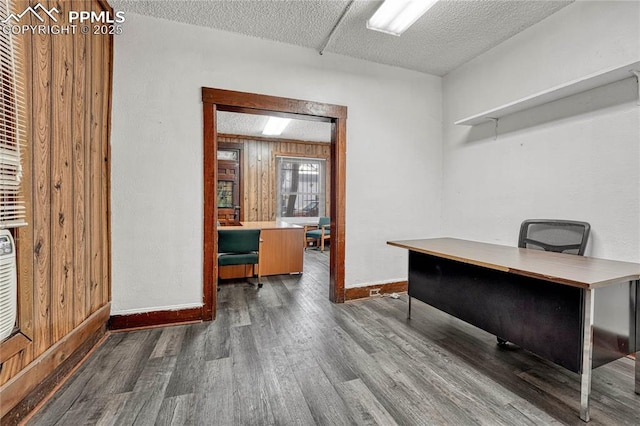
[262,117,291,136]
[367,0,439,36]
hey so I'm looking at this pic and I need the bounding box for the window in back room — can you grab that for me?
[276,156,326,221]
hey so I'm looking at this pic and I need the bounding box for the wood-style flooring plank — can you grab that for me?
[337,378,399,426]
[149,325,187,359]
[246,294,282,351]
[257,345,316,425]
[229,325,275,425]
[155,393,197,426]
[309,332,359,385]
[163,323,207,398]
[204,289,231,360]
[94,393,130,426]
[226,285,252,327]
[193,358,234,425]
[113,355,177,425]
[28,251,640,425]
[284,347,354,425]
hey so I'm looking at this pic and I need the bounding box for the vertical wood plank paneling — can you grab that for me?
[252,141,260,220]
[0,0,113,395]
[15,0,35,341]
[245,138,254,221]
[89,26,104,314]
[244,140,252,220]
[267,143,274,220]
[71,0,88,328]
[83,11,93,320]
[15,0,36,374]
[50,0,75,341]
[100,60,113,306]
[260,142,269,219]
[247,142,258,221]
[31,0,53,355]
[218,136,331,222]
[100,32,112,306]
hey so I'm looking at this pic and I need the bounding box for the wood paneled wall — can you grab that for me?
[219,134,331,221]
[0,0,112,420]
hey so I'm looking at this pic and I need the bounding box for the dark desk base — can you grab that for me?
[407,251,639,422]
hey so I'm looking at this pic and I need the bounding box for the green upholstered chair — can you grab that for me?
[218,229,262,288]
[304,217,330,252]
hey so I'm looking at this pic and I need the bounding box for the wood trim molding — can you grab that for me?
[330,118,347,303]
[108,307,202,331]
[203,88,347,319]
[0,303,110,420]
[203,102,217,321]
[344,281,408,301]
[202,88,347,120]
[0,332,31,364]
[1,332,105,426]
[218,133,331,146]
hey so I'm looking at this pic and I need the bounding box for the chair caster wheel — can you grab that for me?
[258,283,263,288]
[497,337,508,346]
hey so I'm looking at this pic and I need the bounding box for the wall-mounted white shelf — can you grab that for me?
[454,61,640,126]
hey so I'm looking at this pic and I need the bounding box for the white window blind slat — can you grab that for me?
[0,0,27,229]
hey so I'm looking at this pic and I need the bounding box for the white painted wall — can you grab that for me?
[442,0,639,260]
[442,1,640,333]
[111,14,442,314]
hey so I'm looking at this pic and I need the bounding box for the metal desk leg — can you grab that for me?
[636,351,640,395]
[407,295,411,319]
[580,288,595,422]
[635,280,640,395]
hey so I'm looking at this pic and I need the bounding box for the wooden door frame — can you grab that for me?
[202,88,347,320]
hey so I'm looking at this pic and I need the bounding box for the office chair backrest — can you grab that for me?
[318,217,330,227]
[518,219,590,255]
[218,229,261,253]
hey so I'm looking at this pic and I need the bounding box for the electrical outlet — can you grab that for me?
[369,288,380,297]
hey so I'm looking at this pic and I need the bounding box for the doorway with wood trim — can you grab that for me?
[202,88,347,320]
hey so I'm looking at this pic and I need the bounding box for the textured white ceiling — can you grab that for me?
[111,0,574,138]
[217,111,332,142]
[110,0,573,76]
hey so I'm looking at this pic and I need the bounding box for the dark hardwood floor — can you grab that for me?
[28,250,640,425]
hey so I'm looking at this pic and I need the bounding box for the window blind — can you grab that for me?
[0,0,27,229]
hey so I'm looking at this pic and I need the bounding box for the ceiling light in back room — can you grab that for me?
[367,0,439,36]
[262,117,292,136]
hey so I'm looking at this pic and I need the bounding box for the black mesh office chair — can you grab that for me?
[518,219,591,255]
[497,219,591,347]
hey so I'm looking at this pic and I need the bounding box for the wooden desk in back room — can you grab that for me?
[388,237,640,422]
[219,221,304,278]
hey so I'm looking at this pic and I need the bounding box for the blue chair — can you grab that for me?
[304,217,330,252]
[218,229,262,288]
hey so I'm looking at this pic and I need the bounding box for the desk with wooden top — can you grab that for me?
[219,221,304,278]
[388,238,640,422]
